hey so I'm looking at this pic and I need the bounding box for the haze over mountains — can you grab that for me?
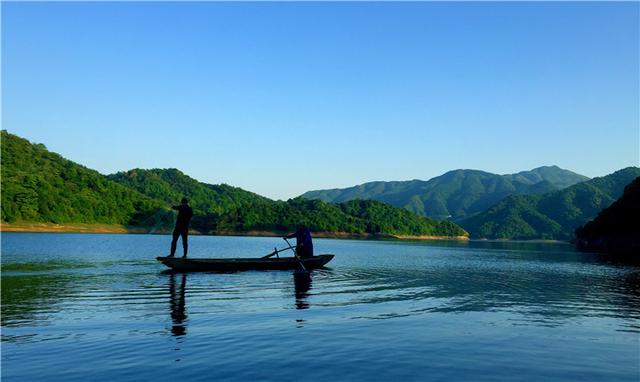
[302,167,590,220]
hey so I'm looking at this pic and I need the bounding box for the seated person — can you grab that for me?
[285,223,313,258]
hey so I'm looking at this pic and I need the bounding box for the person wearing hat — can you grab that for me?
[284,223,314,259]
[169,197,193,258]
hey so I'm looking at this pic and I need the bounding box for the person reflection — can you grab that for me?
[293,272,312,310]
[168,272,188,336]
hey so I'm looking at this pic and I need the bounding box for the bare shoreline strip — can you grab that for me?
[1,223,567,243]
[0,222,129,234]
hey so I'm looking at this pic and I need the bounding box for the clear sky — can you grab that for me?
[2,2,638,200]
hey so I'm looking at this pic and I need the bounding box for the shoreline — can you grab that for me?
[0,222,130,234]
[0,222,470,242]
[0,222,569,243]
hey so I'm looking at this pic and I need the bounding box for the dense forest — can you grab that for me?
[6,130,634,242]
[1,131,467,238]
[575,177,640,255]
[108,168,466,236]
[460,168,640,240]
[302,167,588,220]
[1,131,163,226]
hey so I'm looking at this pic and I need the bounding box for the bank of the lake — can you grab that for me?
[0,221,130,234]
[0,222,469,241]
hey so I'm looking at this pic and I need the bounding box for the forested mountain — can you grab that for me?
[1,131,467,238]
[107,168,279,231]
[575,177,640,255]
[108,168,271,214]
[1,130,162,226]
[108,168,466,236]
[503,166,590,189]
[337,199,464,237]
[301,166,588,220]
[460,168,640,240]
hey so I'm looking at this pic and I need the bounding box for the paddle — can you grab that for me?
[284,237,308,274]
[261,244,296,259]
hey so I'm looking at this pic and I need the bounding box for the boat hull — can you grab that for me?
[156,254,334,272]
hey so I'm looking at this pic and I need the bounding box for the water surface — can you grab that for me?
[2,233,639,381]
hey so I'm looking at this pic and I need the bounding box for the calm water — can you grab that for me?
[1,233,639,381]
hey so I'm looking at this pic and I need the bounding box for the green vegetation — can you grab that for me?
[1,130,163,226]
[108,168,281,232]
[1,130,467,238]
[339,199,465,236]
[575,177,640,255]
[1,273,74,327]
[108,168,467,236]
[302,167,588,220]
[502,166,590,189]
[460,168,640,240]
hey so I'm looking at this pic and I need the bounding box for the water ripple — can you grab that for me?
[2,234,639,382]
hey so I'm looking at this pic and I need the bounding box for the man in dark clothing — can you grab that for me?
[169,197,193,258]
[285,224,313,259]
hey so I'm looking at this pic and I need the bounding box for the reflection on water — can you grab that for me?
[165,270,316,339]
[168,273,188,337]
[1,233,639,382]
[293,273,312,310]
[1,273,73,329]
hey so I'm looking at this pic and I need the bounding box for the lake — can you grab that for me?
[1,233,639,381]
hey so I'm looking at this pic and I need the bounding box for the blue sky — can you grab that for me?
[2,2,638,200]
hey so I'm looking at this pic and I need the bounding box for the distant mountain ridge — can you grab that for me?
[107,168,466,237]
[5,129,632,243]
[460,167,640,240]
[301,166,589,220]
[1,130,467,238]
[503,166,590,189]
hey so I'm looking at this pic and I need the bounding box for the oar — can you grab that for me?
[261,244,296,259]
[284,237,308,274]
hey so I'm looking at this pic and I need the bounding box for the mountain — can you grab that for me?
[460,168,640,240]
[575,177,640,255]
[301,166,589,220]
[107,168,279,231]
[502,166,590,189]
[1,130,467,238]
[108,168,467,237]
[108,168,272,214]
[1,130,162,226]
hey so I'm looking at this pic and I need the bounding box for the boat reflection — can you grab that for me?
[293,272,312,310]
[168,272,187,337]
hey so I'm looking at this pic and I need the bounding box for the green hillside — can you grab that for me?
[107,168,280,232]
[1,130,162,226]
[338,199,465,237]
[109,168,467,237]
[575,177,640,255]
[503,166,590,189]
[108,168,272,214]
[1,131,467,238]
[301,166,588,220]
[460,168,640,240]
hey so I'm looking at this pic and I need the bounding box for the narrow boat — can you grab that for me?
[156,254,334,272]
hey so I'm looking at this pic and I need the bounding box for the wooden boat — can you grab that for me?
[156,254,334,272]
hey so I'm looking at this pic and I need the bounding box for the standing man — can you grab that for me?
[169,197,193,258]
[285,223,314,259]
